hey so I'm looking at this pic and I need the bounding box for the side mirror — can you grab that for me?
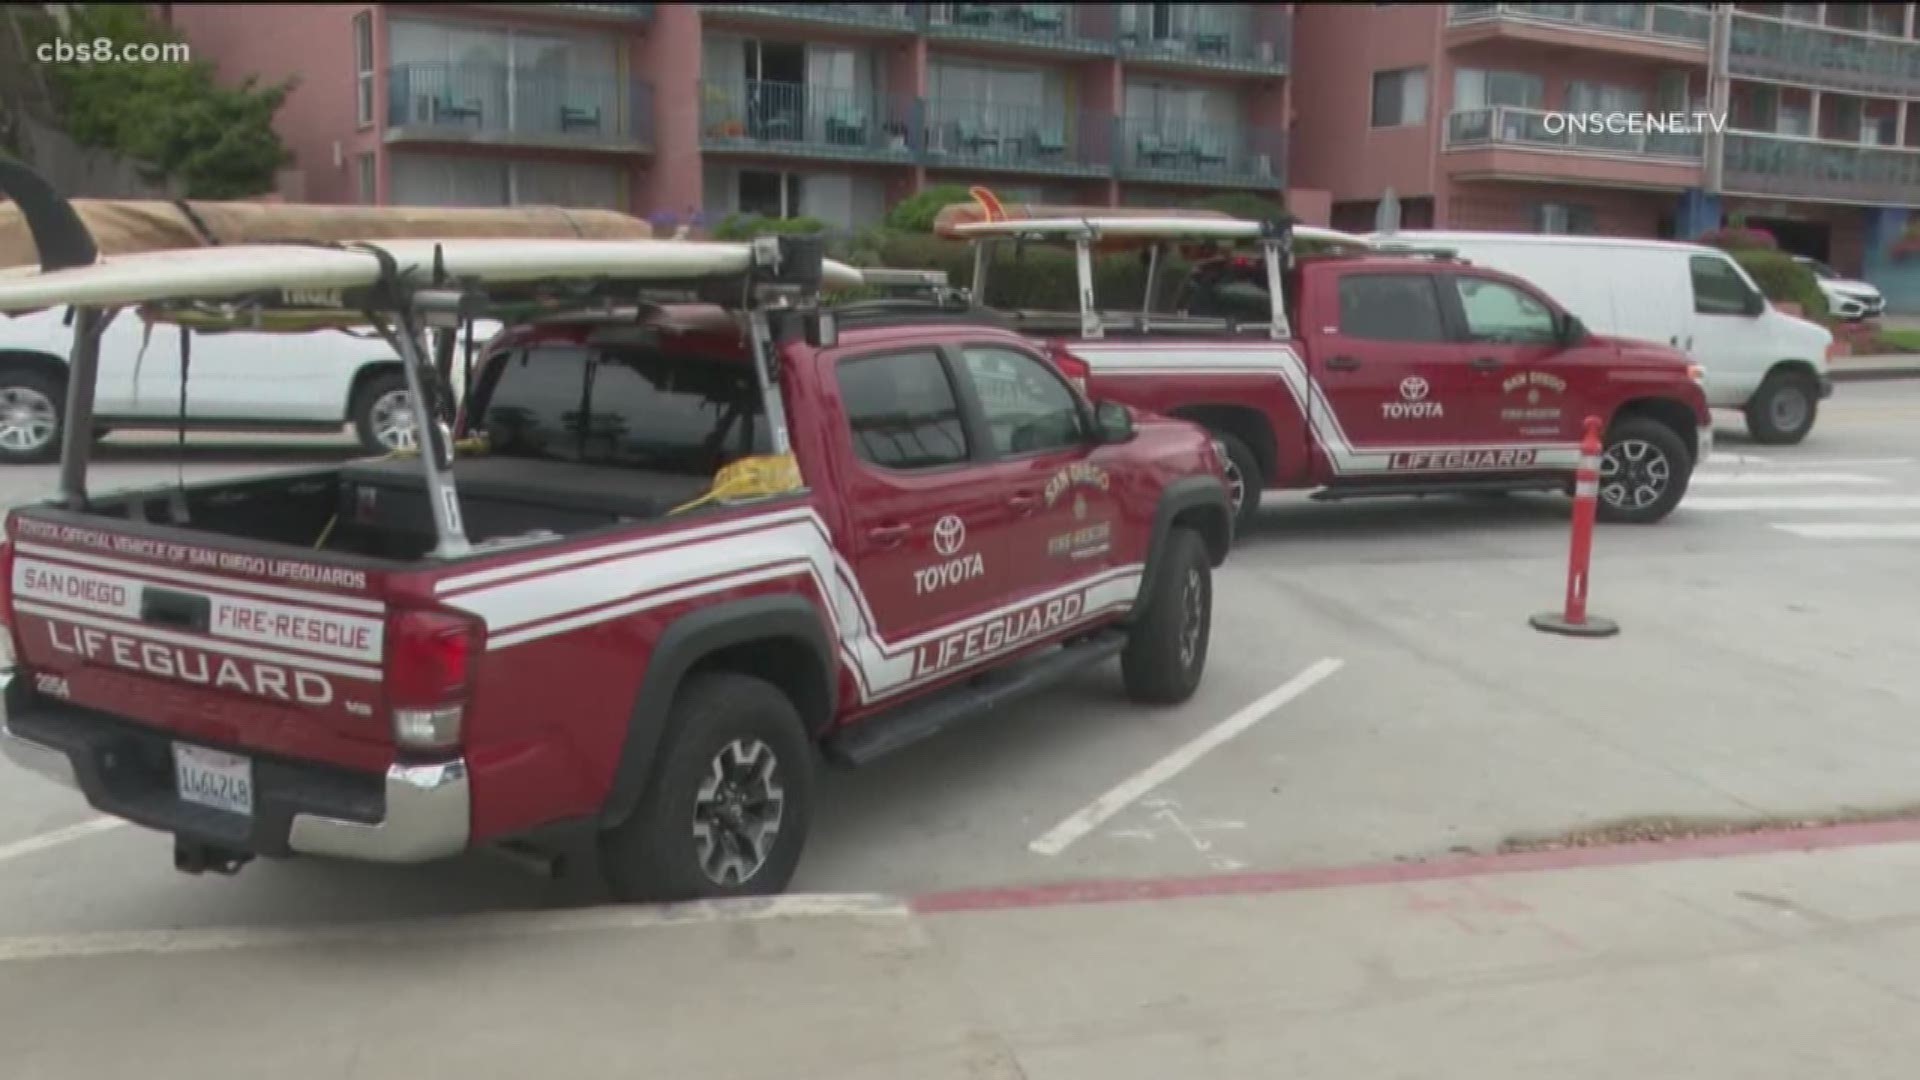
[1558,313,1587,347]
[1093,400,1135,444]
[1744,291,1767,317]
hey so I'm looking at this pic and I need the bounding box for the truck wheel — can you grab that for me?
[351,372,416,455]
[1215,432,1262,531]
[1596,418,1692,525]
[1121,528,1212,705]
[1743,371,1818,445]
[599,671,814,902]
[0,369,64,464]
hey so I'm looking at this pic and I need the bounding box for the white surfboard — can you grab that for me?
[0,238,866,315]
[948,217,1370,249]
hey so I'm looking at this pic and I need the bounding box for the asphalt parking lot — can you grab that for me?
[2,382,1918,940]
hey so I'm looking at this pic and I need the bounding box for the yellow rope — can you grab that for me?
[670,453,804,515]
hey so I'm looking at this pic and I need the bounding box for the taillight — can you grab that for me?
[385,607,483,752]
[1054,352,1091,395]
[0,539,15,662]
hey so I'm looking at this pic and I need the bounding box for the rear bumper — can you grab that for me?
[0,670,469,864]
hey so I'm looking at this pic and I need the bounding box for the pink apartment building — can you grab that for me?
[158,2,1314,231]
[1290,2,1920,308]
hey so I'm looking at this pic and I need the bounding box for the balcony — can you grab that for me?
[921,3,1117,57]
[700,80,918,165]
[1728,12,1920,99]
[1442,105,1704,189]
[1114,119,1285,188]
[1118,6,1289,75]
[698,3,918,34]
[522,3,655,18]
[1720,131,1920,209]
[922,100,1111,177]
[1446,3,1710,61]
[386,62,654,152]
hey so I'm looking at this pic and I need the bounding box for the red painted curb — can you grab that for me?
[910,818,1920,915]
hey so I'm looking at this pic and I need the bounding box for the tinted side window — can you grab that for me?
[481,346,590,462]
[1691,255,1756,315]
[1338,273,1449,342]
[836,350,970,471]
[1453,277,1558,345]
[960,346,1086,456]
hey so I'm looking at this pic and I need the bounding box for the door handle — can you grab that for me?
[867,523,910,547]
[1325,354,1361,371]
[1008,492,1041,515]
[1469,356,1501,370]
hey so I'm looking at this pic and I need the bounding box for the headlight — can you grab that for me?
[1686,363,1706,383]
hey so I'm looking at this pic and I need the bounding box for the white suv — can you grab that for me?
[0,308,487,463]
[1794,256,1886,321]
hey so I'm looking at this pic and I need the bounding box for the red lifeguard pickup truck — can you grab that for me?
[934,199,1714,529]
[0,165,1232,901]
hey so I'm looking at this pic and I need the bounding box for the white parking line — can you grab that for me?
[1772,522,1920,540]
[1685,495,1920,512]
[1707,454,1914,468]
[1028,658,1344,857]
[0,894,914,964]
[0,817,125,866]
[1690,472,1888,486]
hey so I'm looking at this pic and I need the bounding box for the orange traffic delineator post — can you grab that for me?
[1530,416,1619,638]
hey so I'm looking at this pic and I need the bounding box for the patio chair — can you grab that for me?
[1137,131,1180,167]
[1021,7,1066,33]
[826,108,870,146]
[958,121,1001,154]
[1029,126,1067,158]
[427,95,483,126]
[560,104,603,133]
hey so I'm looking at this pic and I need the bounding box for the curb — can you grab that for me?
[1831,363,1920,383]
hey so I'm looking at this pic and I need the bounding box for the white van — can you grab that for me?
[0,308,489,463]
[1365,231,1835,445]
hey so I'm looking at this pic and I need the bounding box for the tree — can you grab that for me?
[28,4,293,198]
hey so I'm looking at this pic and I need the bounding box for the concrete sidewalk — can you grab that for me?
[6,826,1920,1079]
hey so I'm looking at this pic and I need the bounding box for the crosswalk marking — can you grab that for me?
[1771,523,1920,540]
[1690,472,1887,486]
[1686,495,1920,512]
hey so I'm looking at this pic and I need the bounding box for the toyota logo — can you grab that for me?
[933,514,966,556]
[1399,376,1430,401]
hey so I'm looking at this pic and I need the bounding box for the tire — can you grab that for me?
[0,369,65,464]
[1214,431,1263,532]
[599,671,815,903]
[1121,528,1213,705]
[1743,370,1818,445]
[1596,417,1693,525]
[351,371,416,455]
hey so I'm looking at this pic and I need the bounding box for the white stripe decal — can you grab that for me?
[1072,344,1581,476]
[436,507,819,595]
[12,601,383,681]
[11,543,384,614]
[455,504,1145,702]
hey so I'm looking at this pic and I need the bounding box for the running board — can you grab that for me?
[1310,479,1565,501]
[824,629,1128,767]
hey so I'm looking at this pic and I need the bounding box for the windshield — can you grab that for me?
[1798,257,1839,280]
[471,342,768,474]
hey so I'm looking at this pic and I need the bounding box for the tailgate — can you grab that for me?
[4,514,393,771]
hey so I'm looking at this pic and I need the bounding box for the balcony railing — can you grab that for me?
[700,80,918,163]
[1729,12,1920,98]
[921,4,1117,54]
[387,62,654,147]
[1444,105,1704,159]
[1114,119,1285,187]
[1720,130,1920,208]
[1447,3,1711,46]
[699,3,918,30]
[549,3,654,17]
[922,100,1111,176]
[1117,6,1289,72]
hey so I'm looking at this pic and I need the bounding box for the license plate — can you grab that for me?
[173,743,254,817]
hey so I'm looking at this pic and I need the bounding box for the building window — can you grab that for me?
[738,169,804,219]
[1371,68,1427,128]
[1535,203,1596,235]
[353,11,374,127]
[356,153,376,204]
